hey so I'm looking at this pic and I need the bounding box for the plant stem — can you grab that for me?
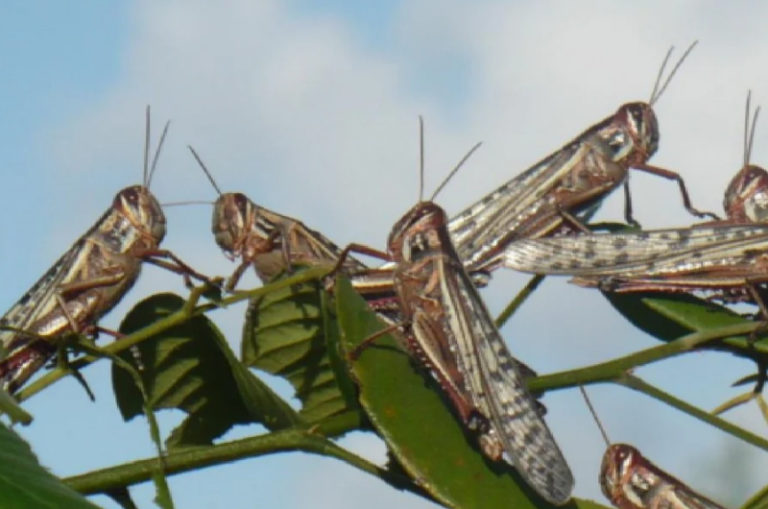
[495,274,544,328]
[64,428,428,501]
[617,374,768,452]
[528,321,763,392]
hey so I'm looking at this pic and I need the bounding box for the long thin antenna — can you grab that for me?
[579,386,611,447]
[744,91,761,167]
[430,142,482,202]
[143,106,151,188]
[745,91,752,167]
[649,41,698,105]
[188,146,223,196]
[147,120,171,189]
[419,116,425,202]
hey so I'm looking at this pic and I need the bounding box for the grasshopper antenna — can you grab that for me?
[147,120,171,190]
[744,91,761,168]
[649,41,698,106]
[419,115,425,202]
[579,386,611,447]
[188,146,224,196]
[430,141,483,202]
[143,106,151,188]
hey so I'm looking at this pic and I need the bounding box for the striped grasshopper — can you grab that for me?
[0,108,208,394]
[600,444,727,509]
[346,200,574,504]
[501,94,768,316]
[188,146,368,289]
[580,387,727,509]
[190,145,441,325]
[336,148,574,504]
[448,42,717,275]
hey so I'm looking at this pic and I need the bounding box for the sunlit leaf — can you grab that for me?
[112,293,300,449]
[242,270,360,427]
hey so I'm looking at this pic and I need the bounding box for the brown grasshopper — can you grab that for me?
[0,108,208,394]
[188,146,368,292]
[501,94,768,317]
[448,42,717,275]
[580,387,727,509]
[600,443,728,509]
[336,145,573,504]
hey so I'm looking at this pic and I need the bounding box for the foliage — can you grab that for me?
[0,267,766,509]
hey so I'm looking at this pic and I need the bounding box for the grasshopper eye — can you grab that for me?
[124,188,139,205]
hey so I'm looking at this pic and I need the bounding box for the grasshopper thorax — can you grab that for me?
[609,102,660,167]
[112,185,166,250]
[388,201,449,264]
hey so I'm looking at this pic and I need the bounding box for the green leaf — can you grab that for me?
[242,270,360,426]
[335,275,608,509]
[742,482,768,509]
[112,293,300,449]
[604,291,768,358]
[0,421,100,509]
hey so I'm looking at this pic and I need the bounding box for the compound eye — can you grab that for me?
[124,188,139,204]
[233,193,249,210]
[629,106,644,127]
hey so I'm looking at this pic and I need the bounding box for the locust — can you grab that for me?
[337,143,574,504]
[190,145,432,323]
[447,42,717,275]
[501,93,768,316]
[382,200,573,503]
[600,443,728,509]
[580,387,726,509]
[0,108,207,394]
[188,146,369,287]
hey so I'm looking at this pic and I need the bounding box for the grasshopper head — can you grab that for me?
[599,443,637,504]
[608,102,660,167]
[212,192,261,261]
[114,185,166,245]
[388,201,449,263]
[724,165,768,223]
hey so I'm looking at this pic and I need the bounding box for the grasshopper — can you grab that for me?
[0,108,207,394]
[188,146,368,292]
[190,146,429,325]
[448,42,717,275]
[501,94,768,316]
[723,92,768,224]
[600,443,728,509]
[580,387,726,509]
[338,143,573,504]
[382,200,573,503]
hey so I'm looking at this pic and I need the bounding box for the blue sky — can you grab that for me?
[2,1,768,507]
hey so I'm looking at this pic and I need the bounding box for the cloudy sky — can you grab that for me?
[2,1,768,507]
